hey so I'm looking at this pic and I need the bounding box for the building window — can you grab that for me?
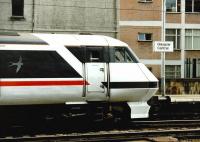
[11,0,24,18]
[185,29,200,50]
[166,29,180,50]
[138,33,152,41]
[166,65,181,79]
[186,0,200,12]
[166,0,181,12]
[185,58,200,78]
[138,0,153,3]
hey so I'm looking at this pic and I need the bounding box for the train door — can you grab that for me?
[85,47,108,101]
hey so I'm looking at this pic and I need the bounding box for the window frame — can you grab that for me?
[165,29,181,50]
[185,0,200,13]
[166,0,181,13]
[185,58,200,78]
[138,33,153,42]
[138,0,153,3]
[185,29,200,50]
[10,0,25,20]
[165,65,181,79]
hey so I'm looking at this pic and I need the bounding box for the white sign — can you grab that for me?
[153,41,173,52]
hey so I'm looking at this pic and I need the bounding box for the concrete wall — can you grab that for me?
[0,0,118,37]
[0,0,34,32]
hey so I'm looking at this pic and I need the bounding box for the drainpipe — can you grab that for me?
[181,0,185,78]
[161,0,166,96]
[115,0,120,39]
[32,0,35,33]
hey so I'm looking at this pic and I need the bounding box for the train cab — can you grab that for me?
[0,33,158,119]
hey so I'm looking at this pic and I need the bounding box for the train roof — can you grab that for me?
[0,33,128,47]
[0,33,48,45]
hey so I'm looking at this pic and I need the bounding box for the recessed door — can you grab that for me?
[85,47,108,101]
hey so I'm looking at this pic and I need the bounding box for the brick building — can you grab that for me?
[120,0,200,94]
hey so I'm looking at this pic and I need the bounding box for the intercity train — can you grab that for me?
[0,33,158,121]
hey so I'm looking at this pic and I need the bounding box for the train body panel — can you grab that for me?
[110,63,148,82]
[0,84,84,105]
[0,33,158,119]
[110,88,149,102]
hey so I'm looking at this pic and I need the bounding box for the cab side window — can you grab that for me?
[67,46,108,63]
[114,48,125,62]
[110,47,138,63]
[86,47,107,62]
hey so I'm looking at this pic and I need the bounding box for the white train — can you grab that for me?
[0,33,158,120]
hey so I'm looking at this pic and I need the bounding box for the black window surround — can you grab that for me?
[0,50,81,78]
[67,46,109,63]
[67,46,138,63]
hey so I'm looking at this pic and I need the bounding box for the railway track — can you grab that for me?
[131,119,200,128]
[1,119,200,142]
[1,127,200,142]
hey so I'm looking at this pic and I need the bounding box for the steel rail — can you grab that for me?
[1,119,200,141]
[1,127,200,142]
[130,119,200,127]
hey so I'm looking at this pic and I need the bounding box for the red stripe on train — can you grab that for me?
[0,80,89,86]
